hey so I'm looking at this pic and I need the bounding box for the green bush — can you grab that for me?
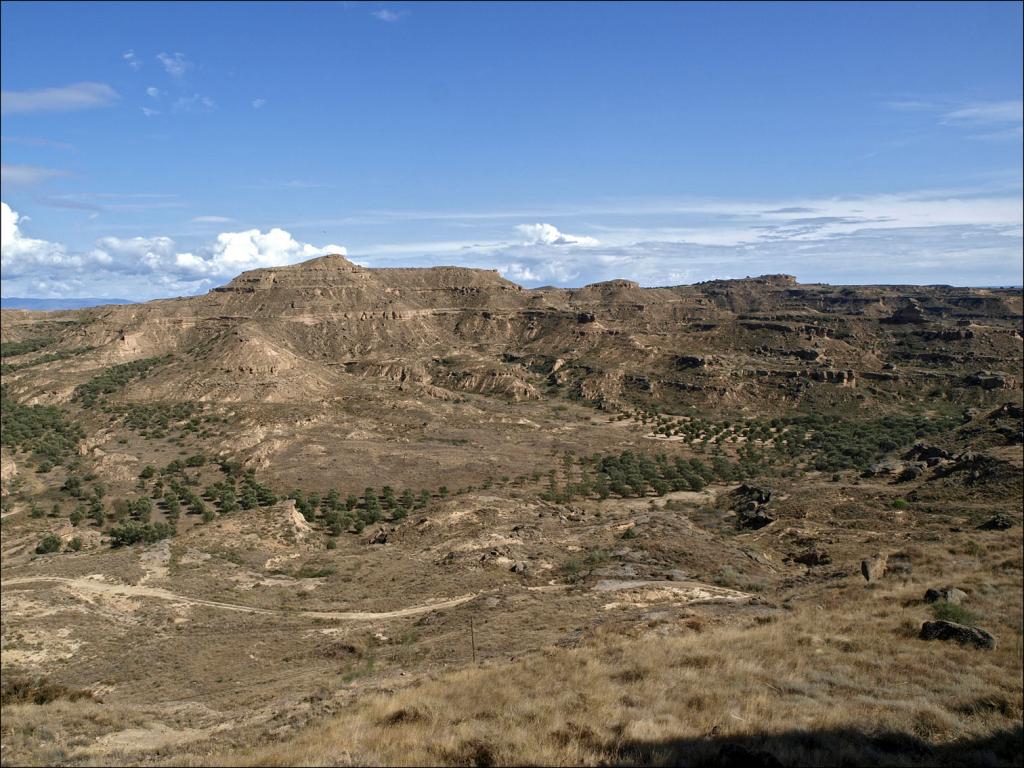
[108,521,175,547]
[1,385,84,468]
[35,534,61,555]
[72,356,168,408]
[931,602,980,626]
[1,337,55,358]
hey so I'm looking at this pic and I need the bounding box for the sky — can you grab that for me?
[1,0,1022,300]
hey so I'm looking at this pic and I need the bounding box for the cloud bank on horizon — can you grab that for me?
[1,202,346,298]
[2,189,1021,299]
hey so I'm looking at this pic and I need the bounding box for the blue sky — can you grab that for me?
[2,1,1022,299]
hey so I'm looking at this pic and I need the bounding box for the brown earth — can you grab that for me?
[1,257,1021,766]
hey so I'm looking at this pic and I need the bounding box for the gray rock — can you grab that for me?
[924,587,968,605]
[509,561,527,574]
[664,569,688,581]
[896,463,925,482]
[737,508,775,530]
[919,620,996,650]
[861,553,887,582]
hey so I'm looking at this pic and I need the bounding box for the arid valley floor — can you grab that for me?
[1,256,1022,766]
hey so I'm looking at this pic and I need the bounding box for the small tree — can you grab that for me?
[35,534,61,555]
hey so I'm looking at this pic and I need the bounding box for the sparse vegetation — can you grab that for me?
[0,385,84,469]
[72,356,170,408]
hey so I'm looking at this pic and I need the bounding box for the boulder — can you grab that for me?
[733,484,772,505]
[737,508,775,530]
[896,463,925,483]
[903,442,952,466]
[887,301,928,324]
[509,561,527,574]
[964,371,1015,390]
[793,549,831,567]
[861,553,887,582]
[923,587,967,605]
[732,484,775,529]
[919,620,996,650]
[978,514,1015,531]
[366,527,388,545]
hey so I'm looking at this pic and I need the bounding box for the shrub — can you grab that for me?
[108,521,175,547]
[0,385,84,469]
[932,602,980,626]
[35,534,61,554]
[72,356,168,408]
[1,676,93,705]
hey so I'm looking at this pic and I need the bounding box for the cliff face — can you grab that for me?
[1,256,1021,409]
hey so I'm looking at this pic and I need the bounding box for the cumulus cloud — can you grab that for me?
[88,228,346,280]
[373,9,404,22]
[123,50,141,70]
[252,98,267,109]
[517,223,600,247]
[157,52,191,78]
[1,82,119,114]
[146,86,161,99]
[1,202,347,297]
[1,202,77,276]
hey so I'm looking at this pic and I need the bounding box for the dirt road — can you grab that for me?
[2,575,477,620]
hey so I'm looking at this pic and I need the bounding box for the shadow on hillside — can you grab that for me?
[612,725,1023,767]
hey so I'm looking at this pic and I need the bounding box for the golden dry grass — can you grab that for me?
[204,572,1023,767]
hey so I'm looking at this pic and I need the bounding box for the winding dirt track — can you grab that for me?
[1,576,477,620]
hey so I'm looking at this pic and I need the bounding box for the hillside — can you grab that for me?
[1,256,1021,766]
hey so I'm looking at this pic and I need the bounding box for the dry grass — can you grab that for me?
[0,699,151,767]
[204,584,1023,767]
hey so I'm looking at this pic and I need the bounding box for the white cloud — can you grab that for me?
[1,201,347,296]
[196,228,346,276]
[172,94,216,113]
[191,215,234,223]
[373,8,404,22]
[123,50,141,70]
[1,202,77,276]
[157,52,191,77]
[146,86,161,99]
[346,191,1022,288]
[1,164,69,187]
[140,107,161,118]
[252,98,267,109]
[942,100,1023,125]
[1,82,119,114]
[517,223,600,247]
